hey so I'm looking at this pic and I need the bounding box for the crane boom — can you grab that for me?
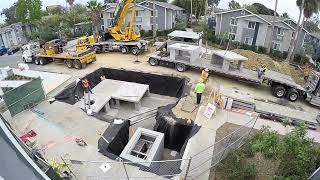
[108,0,140,41]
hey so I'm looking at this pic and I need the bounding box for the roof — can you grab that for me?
[215,8,253,15]
[236,14,271,24]
[140,1,184,11]
[103,3,153,11]
[310,33,320,39]
[0,115,50,180]
[168,30,202,39]
[168,43,200,51]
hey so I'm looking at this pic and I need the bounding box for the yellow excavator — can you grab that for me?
[76,0,148,55]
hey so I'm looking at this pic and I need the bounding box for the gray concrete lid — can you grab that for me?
[168,43,200,51]
[168,31,202,40]
[212,50,248,61]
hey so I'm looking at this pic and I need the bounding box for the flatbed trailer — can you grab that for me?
[87,39,149,55]
[34,48,96,69]
[147,43,320,107]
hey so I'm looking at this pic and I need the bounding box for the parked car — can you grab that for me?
[7,47,20,55]
[0,47,8,56]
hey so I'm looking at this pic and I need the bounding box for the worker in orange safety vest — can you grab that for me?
[201,68,209,82]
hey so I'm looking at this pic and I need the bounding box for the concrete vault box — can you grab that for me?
[120,127,164,167]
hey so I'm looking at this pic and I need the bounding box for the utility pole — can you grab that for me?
[287,0,305,62]
[190,0,193,22]
[267,0,278,54]
[152,0,156,39]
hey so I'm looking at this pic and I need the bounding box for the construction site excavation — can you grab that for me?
[19,67,198,177]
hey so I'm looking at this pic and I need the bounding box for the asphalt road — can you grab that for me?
[0,39,77,70]
[0,52,23,68]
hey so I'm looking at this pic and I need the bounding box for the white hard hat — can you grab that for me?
[205,68,209,71]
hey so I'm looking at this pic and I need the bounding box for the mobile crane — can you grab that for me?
[23,39,96,69]
[77,0,148,55]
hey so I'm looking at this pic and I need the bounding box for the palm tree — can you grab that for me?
[267,0,278,54]
[86,0,103,34]
[288,0,320,62]
[66,0,75,8]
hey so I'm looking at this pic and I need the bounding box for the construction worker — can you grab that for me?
[195,79,206,104]
[201,68,209,82]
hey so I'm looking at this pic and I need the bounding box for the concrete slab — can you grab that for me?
[120,127,164,167]
[12,69,72,94]
[93,79,149,103]
[0,80,29,88]
[75,93,111,113]
[255,100,318,124]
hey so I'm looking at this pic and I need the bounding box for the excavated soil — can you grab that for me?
[232,49,305,85]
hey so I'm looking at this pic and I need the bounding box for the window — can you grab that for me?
[146,2,149,6]
[151,24,158,31]
[277,27,284,36]
[151,10,158,17]
[100,13,103,19]
[136,25,142,30]
[230,18,237,25]
[272,42,280,50]
[229,26,237,34]
[241,10,246,15]
[244,37,253,45]
[101,25,105,30]
[248,21,256,29]
[109,13,114,18]
[135,10,142,17]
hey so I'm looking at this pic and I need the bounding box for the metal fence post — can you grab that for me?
[184,158,192,180]
[122,162,130,180]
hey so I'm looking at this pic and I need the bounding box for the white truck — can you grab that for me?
[22,42,40,63]
[148,31,320,107]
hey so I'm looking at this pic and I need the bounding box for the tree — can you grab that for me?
[66,0,75,8]
[243,4,258,14]
[86,0,103,33]
[1,3,18,25]
[228,0,241,10]
[304,20,320,32]
[16,0,42,23]
[288,0,320,62]
[281,12,290,18]
[252,3,279,16]
[208,0,220,7]
[173,0,206,18]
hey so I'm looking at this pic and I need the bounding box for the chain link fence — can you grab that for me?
[62,113,258,179]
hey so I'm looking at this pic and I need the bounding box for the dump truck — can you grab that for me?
[147,30,320,107]
[22,40,96,69]
[76,0,148,55]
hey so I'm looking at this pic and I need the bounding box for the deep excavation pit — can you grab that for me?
[55,68,199,176]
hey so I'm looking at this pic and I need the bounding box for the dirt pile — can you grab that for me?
[232,49,305,85]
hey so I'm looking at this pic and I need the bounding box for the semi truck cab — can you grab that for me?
[22,43,40,63]
[305,71,320,106]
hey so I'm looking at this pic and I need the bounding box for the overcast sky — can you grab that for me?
[0,0,302,23]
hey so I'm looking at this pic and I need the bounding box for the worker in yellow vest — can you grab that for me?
[201,68,209,82]
[195,79,206,104]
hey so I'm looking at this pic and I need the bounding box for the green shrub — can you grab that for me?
[219,149,256,180]
[250,127,281,159]
[257,46,267,54]
[140,29,145,37]
[271,50,282,59]
[293,54,302,63]
[282,51,288,59]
